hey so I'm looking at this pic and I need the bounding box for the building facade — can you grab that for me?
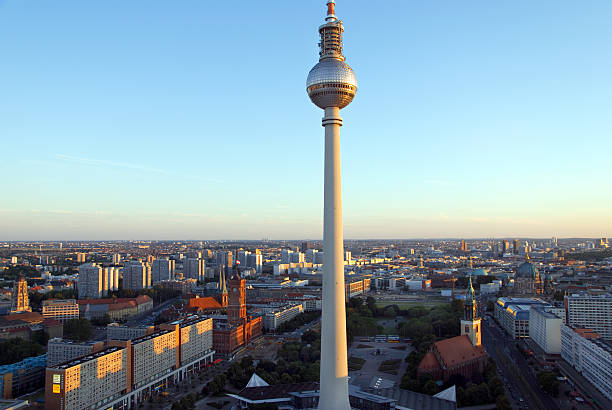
[565,292,612,341]
[561,324,612,400]
[42,299,79,322]
[494,297,551,339]
[122,261,151,290]
[10,277,31,314]
[47,339,104,367]
[263,304,304,331]
[529,306,563,354]
[78,263,104,299]
[152,259,175,283]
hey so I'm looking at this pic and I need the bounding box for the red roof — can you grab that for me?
[434,335,487,368]
[42,318,62,327]
[77,295,152,306]
[418,351,441,372]
[188,297,221,310]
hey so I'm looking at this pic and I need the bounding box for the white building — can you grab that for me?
[565,292,612,340]
[107,323,154,341]
[78,263,103,299]
[152,259,175,283]
[529,305,563,354]
[561,324,612,400]
[263,304,304,330]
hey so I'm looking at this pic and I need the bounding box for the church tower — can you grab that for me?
[227,267,247,327]
[220,268,228,308]
[11,276,31,313]
[461,275,481,346]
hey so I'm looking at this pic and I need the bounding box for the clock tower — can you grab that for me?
[228,268,247,327]
[461,275,481,347]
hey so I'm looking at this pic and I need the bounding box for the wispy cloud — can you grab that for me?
[55,154,222,183]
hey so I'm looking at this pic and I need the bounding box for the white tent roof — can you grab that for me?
[434,385,456,402]
[246,373,269,388]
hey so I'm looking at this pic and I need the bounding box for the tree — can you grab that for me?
[496,395,512,410]
[64,318,94,341]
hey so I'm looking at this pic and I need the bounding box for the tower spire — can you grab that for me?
[326,0,337,22]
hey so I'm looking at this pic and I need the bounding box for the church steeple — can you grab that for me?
[461,274,481,347]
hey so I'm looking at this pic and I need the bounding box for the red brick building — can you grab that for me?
[417,335,487,382]
[213,271,262,355]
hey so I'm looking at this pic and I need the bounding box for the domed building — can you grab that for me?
[513,255,543,296]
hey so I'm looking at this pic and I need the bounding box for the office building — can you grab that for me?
[561,324,611,400]
[152,258,175,283]
[46,339,105,367]
[494,297,551,339]
[529,305,563,354]
[78,263,104,299]
[122,261,151,290]
[565,292,612,340]
[42,299,79,321]
[10,276,31,313]
[0,354,47,399]
[263,304,304,331]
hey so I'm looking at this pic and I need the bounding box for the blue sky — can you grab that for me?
[1,0,610,240]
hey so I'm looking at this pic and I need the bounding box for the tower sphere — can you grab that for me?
[307,59,357,109]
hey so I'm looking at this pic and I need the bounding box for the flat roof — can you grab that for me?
[50,346,123,370]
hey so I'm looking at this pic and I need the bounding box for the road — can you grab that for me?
[482,315,558,410]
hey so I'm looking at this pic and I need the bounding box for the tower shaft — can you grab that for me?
[319,106,350,410]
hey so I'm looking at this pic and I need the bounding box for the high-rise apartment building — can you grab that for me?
[76,253,86,263]
[237,251,250,267]
[529,305,563,354]
[565,292,612,340]
[122,261,151,290]
[112,253,122,264]
[215,251,233,270]
[104,267,120,292]
[290,252,305,264]
[78,263,104,299]
[10,276,31,313]
[184,258,204,281]
[281,249,293,264]
[247,253,263,273]
[152,258,175,283]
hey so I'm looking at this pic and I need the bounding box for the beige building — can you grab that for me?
[106,323,154,341]
[263,304,304,330]
[131,330,179,389]
[42,299,79,321]
[45,346,129,410]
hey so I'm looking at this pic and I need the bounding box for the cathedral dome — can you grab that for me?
[516,261,539,278]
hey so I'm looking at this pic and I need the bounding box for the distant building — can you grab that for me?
[216,251,233,270]
[565,292,612,340]
[561,324,611,400]
[42,299,79,321]
[112,253,122,264]
[10,276,31,313]
[76,253,86,263]
[263,304,304,331]
[104,267,120,292]
[345,277,371,300]
[183,258,204,281]
[77,263,104,299]
[152,258,175,283]
[122,261,151,290]
[512,257,543,297]
[78,295,153,320]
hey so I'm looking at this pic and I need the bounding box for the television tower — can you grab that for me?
[306,1,357,409]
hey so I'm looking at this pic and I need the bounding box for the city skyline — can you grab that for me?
[1,0,611,240]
